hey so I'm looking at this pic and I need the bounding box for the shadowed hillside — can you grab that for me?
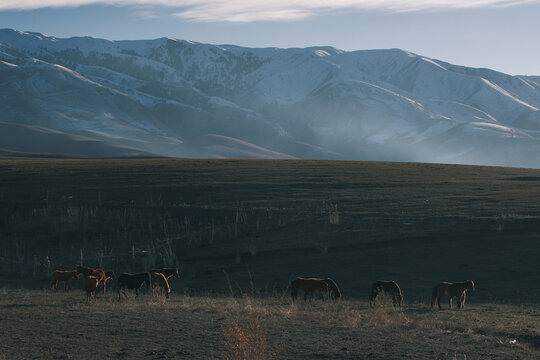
[0,159,539,303]
[0,122,156,158]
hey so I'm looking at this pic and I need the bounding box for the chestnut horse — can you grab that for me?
[76,266,107,294]
[431,280,475,309]
[150,272,171,299]
[50,270,80,291]
[291,277,341,301]
[370,280,403,307]
[149,268,179,280]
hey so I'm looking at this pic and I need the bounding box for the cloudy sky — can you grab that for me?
[1,0,539,75]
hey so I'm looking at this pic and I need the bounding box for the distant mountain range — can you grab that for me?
[1,29,540,167]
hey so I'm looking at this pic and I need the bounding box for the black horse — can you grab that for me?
[117,272,151,300]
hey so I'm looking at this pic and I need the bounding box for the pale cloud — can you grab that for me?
[0,0,538,22]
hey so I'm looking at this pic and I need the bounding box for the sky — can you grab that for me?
[0,0,539,75]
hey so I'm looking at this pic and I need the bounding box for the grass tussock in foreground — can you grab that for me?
[0,289,538,360]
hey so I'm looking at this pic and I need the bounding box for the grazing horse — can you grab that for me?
[76,266,107,294]
[322,278,342,300]
[84,276,100,302]
[370,280,403,307]
[50,270,80,291]
[291,277,340,301]
[150,272,171,299]
[149,267,180,280]
[431,280,475,309]
[117,272,151,300]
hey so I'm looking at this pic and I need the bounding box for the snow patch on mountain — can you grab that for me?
[2,28,540,166]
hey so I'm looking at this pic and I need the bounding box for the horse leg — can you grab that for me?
[370,292,378,307]
[119,287,127,300]
[102,278,106,294]
[135,288,139,299]
[437,296,441,309]
[449,297,453,309]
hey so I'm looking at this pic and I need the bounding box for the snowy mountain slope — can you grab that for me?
[1,28,540,166]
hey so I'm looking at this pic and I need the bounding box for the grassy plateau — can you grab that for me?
[0,159,539,359]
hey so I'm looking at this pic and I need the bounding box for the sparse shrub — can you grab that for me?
[366,306,411,328]
[221,308,278,360]
[329,204,339,225]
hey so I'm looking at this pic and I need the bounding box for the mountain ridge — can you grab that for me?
[1,28,540,166]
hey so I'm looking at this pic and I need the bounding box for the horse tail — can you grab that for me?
[430,285,439,309]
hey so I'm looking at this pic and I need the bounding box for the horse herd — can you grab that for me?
[50,268,475,309]
[49,266,179,302]
[291,277,476,309]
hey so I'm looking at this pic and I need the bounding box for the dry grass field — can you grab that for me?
[1,289,539,360]
[0,159,540,358]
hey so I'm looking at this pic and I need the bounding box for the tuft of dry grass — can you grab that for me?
[221,308,278,360]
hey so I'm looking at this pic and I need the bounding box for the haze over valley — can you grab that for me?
[1,29,540,167]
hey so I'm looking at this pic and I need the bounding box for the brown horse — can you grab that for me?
[50,270,80,291]
[431,280,475,309]
[150,272,171,299]
[76,266,107,294]
[291,277,340,301]
[84,275,100,302]
[370,280,403,307]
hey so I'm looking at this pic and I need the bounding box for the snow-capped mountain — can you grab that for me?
[1,29,540,166]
